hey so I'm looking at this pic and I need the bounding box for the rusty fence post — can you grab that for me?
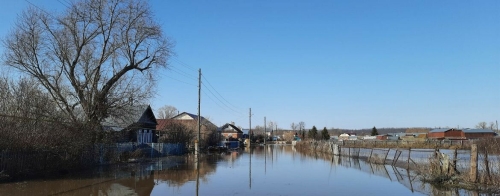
[470,144,478,183]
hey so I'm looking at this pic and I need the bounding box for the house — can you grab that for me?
[339,133,350,141]
[462,129,496,139]
[386,133,402,140]
[219,122,243,140]
[168,112,218,143]
[427,128,465,140]
[101,105,158,144]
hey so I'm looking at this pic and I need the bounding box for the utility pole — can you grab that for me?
[196,69,201,156]
[249,108,252,148]
[264,117,266,145]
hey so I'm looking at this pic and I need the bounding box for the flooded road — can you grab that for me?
[0,145,481,195]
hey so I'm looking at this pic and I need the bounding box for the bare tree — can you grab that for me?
[2,0,172,130]
[290,122,298,132]
[298,121,305,131]
[157,105,178,119]
[476,122,488,129]
[489,122,496,131]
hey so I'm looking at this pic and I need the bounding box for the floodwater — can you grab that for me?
[0,145,484,196]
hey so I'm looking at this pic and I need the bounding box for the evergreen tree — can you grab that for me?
[321,127,330,140]
[371,126,379,136]
[308,126,318,140]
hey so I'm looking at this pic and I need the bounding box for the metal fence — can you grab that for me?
[0,142,186,180]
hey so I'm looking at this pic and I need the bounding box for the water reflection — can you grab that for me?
[0,145,488,196]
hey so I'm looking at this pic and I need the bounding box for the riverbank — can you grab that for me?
[294,140,500,195]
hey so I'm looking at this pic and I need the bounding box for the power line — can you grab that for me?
[202,75,241,110]
[160,72,197,87]
[168,65,198,80]
[201,83,241,114]
[171,57,197,72]
[201,89,243,116]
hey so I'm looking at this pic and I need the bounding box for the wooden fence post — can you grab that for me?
[452,148,458,175]
[407,148,411,168]
[369,148,374,161]
[470,144,478,183]
[484,147,491,183]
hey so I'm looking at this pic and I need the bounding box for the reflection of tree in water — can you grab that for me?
[0,153,236,196]
[155,153,241,187]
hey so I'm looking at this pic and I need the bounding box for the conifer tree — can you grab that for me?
[371,126,379,136]
[321,127,330,140]
[308,126,318,140]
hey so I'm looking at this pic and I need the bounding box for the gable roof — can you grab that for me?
[171,112,216,128]
[156,119,176,131]
[429,128,452,133]
[219,123,243,133]
[102,105,157,131]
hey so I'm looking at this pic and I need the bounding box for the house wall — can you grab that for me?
[376,135,387,140]
[444,130,464,138]
[428,132,445,138]
[465,132,495,139]
[222,132,242,139]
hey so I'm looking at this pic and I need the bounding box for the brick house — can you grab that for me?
[463,129,496,139]
[219,122,243,141]
[427,128,465,140]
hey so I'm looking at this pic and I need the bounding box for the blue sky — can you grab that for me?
[1,1,499,129]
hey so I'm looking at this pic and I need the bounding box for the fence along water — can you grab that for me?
[0,142,185,181]
[299,141,500,186]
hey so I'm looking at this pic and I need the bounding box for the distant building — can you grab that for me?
[219,122,243,140]
[463,129,496,139]
[339,133,350,141]
[427,128,495,140]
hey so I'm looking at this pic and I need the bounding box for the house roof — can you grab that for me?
[171,112,216,128]
[219,123,243,133]
[156,119,176,131]
[102,105,157,131]
[429,128,452,133]
[405,128,430,133]
[462,129,495,133]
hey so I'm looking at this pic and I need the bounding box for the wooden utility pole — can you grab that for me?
[470,144,478,182]
[249,108,252,148]
[196,69,201,156]
[264,117,266,145]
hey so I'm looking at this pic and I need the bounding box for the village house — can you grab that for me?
[218,122,243,141]
[463,129,496,139]
[156,112,218,143]
[101,105,158,144]
[426,128,496,140]
[338,133,350,141]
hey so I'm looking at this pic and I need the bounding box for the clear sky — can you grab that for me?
[1,1,499,130]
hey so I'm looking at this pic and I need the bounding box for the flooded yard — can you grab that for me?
[0,145,484,195]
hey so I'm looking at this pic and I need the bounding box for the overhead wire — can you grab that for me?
[202,75,241,110]
[201,82,241,114]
